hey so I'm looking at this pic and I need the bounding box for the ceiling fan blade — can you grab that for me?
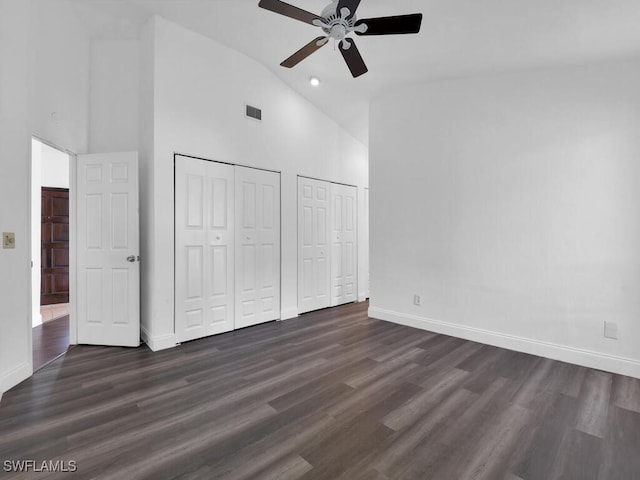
[258,0,324,26]
[336,0,361,20]
[280,37,329,68]
[339,38,368,78]
[354,13,423,35]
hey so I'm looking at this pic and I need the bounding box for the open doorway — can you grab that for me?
[31,137,71,371]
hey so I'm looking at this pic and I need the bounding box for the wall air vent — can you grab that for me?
[245,104,262,121]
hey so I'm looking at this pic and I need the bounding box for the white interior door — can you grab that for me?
[298,177,331,314]
[175,156,234,342]
[235,166,281,329]
[76,152,140,347]
[331,183,357,306]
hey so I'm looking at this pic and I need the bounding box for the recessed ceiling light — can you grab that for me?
[309,76,321,87]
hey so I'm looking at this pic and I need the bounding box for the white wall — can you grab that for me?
[369,60,640,378]
[0,0,32,396]
[140,17,369,350]
[41,142,71,189]
[89,39,139,153]
[1,0,90,395]
[30,0,90,155]
[138,20,156,350]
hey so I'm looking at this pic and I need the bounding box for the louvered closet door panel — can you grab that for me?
[175,156,235,342]
[298,177,331,314]
[235,166,281,329]
[331,183,357,306]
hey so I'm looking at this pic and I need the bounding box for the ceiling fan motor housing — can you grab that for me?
[320,1,356,40]
[258,0,423,77]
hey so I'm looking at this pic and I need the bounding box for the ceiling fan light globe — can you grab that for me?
[330,24,347,40]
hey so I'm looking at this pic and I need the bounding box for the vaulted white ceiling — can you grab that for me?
[70,0,640,144]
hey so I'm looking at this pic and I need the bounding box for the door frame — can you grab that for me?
[173,153,283,339]
[29,136,78,363]
[69,149,78,345]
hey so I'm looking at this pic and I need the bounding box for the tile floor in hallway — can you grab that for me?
[40,303,69,323]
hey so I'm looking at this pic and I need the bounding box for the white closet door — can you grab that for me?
[330,183,357,306]
[298,177,331,314]
[235,167,281,328]
[175,156,234,342]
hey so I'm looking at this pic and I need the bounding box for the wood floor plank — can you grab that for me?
[438,376,513,447]
[32,314,70,371]
[611,374,640,413]
[576,370,613,438]
[598,406,640,480]
[510,393,580,480]
[343,347,424,389]
[382,367,469,431]
[375,388,478,477]
[548,429,602,480]
[298,412,394,480]
[1,301,639,479]
[454,402,534,480]
[325,362,422,419]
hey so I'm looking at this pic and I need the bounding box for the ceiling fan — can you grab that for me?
[258,0,423,78]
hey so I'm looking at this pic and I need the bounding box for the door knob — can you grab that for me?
[127,255,136,262]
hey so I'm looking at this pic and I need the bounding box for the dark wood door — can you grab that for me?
[41,187,69,305]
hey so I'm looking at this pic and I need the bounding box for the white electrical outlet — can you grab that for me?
[414,294,421,306]
[604,321,618,340]
[3,232,15,249]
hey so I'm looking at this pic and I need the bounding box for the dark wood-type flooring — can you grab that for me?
[32,315,70,372]
[2,302,640,479]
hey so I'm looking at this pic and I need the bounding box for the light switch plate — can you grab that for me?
[604,321,618,340]
[3,232,15,249]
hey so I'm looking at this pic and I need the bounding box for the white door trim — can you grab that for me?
[69,152,78,345]
[29,136,78,347]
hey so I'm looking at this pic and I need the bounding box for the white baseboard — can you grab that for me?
[280,308,299,321]
[141,326,177,352]
[358,293,368,302]
[369,307,640,380]
[1,362,32,397]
